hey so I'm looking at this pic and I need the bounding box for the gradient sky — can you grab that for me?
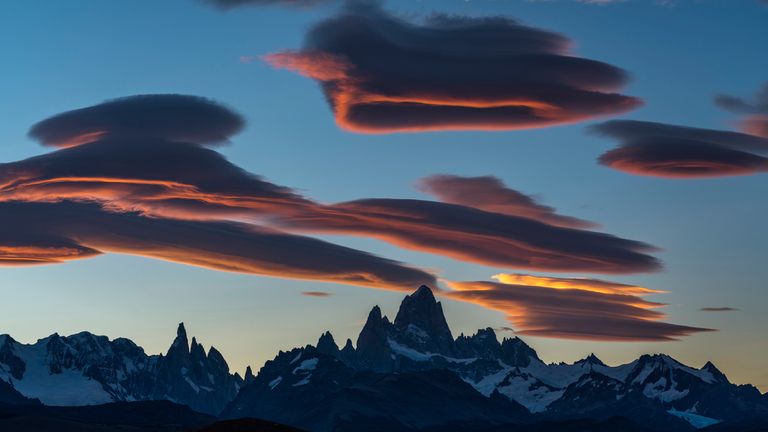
[1,0,767,392]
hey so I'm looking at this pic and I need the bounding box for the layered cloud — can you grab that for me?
[0,201,433,290]
[0,137,311,221]
[1,95,435,290]
[417,175,595,228]
[0,93,708,341]
[29,95,244,148]
[446,275,712,341]
[3,95,663,293]
[282,198,660,274]
[591,120,768,178]
[265,2,641,133]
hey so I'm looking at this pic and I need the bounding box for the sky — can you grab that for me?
[0,0,767,391]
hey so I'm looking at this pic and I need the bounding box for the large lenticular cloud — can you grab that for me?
[446,275,712,341]
[591,120,768,178]
[0,201,435,290]
[1,94,436,290]
[4,94,662,284]
[265,1,641,133]
[281,198,661,274]
[0,94,708,341]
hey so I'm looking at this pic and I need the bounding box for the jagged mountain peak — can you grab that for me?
[170,322,189,354]
[342,338,354,350]
[367,304,382,320]
[316,331,339,356]
[393,285,454,355]
[500,336,539,366]
[176,322,187,340]
[244,365,255,384]
[576,353,606,366]
[702,360,729,383]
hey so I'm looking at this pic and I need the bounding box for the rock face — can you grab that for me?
[224,285,768,432]
[0,324,243,415]
[392,285,455,356]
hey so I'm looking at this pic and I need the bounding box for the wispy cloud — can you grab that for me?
[302,291,333,297]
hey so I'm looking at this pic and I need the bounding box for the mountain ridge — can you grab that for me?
[225,286,767,431]
[1,285,766,432]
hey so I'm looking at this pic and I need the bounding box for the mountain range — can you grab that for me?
[1,285,767,431]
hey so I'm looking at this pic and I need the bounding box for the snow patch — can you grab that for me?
[292,358,318,375]
[668,409,721,429]
[269,376,283,390]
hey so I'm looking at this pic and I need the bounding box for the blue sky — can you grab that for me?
[0,0,767,390]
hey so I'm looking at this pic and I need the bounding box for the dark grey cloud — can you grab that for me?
[4,94,663,290]
[265,1,641,133]
[591,120,768,178]
[447,278,713,341]
[282,198,661,274]
[700,307,738,312]
[29,94,245,148]
[0,201,435,290]
[417,175,595,228]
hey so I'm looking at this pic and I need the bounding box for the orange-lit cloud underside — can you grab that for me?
[265,51,640,134]
[0,176,306,220]
[0,245,100,265]
[491,273,665,295]
[283,200,660,274]
[601,158,768,178]
[445,276,712,341]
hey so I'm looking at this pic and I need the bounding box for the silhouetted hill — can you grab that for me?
[0,400,214,432]
[197,418,306,432]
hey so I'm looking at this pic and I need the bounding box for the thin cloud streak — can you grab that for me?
[700,307,738,312]
[302,291,333,297]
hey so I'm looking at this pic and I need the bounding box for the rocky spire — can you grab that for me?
[169,323,190,355]
[356,305,393,372]
[339,338,356,365]
[393,285,455,355]
[576,353,606,367]
[244,365,256,385]
[455,327,501,359]
[317,331,340,356]
[500,337,539,367]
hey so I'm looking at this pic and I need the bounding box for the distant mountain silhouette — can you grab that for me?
[1,286,767,432]
[0,325,242,415]
[223,286,768,431]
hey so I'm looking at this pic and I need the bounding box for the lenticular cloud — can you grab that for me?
[265,2,641,133]
[0,93,709,341]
